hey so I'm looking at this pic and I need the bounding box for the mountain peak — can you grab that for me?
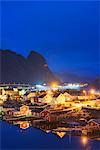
[0,49,60,84]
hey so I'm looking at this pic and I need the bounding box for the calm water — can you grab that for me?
[1,121,100,150]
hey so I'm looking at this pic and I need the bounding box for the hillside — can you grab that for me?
[0,50,60,84]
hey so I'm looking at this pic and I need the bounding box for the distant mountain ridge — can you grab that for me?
[0,50,60,84]
[56,72,94,83]
[55,72,100,90]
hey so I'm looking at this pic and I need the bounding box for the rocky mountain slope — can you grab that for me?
[0,50,60,84]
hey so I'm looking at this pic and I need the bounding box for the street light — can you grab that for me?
[90,89,95,95]
[51,82,58,88]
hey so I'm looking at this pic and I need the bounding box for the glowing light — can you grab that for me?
[43,94,52,104]
[64,83,80,90]
[83,90,86,94]
[47,90,52,95]
[46,130,50,133]
[20,121,29,129]
[13,88,18,92]
[81,136,88,146]
[51,83,58,88]
[43,83,46,86]
[0,100,3,105]
[20,105,28,111]
[36,84,47,91]
[27,110,32,116]
[56,132,66,138]
[90,89,95,94]
[20,105,29,115]
[19,90,26,96]
[55,94,66,105]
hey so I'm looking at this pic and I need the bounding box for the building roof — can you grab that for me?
[53,93,60,98]
[31,108,44,113]
[39,94,46,98]
[4,88,13,91]
[30,103,39,106]
[50,109,71,115]
[88,119,100,125]
[24,92,30,96]
[3,104,15,108]
[67,122,80,126]
[3,103,22,108]
[9,109,19,112]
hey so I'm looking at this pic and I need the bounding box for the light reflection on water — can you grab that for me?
[81,136,88,146]
[1,121,100,150]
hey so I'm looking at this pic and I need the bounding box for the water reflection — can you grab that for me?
[55,132,66,138]
[7,120,67,138]
[1,121,100,150]
[81,136,88,146]
[6,119,100,142]
[20,121,29,129]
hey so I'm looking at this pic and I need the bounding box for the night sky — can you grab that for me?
[1,1,99,78]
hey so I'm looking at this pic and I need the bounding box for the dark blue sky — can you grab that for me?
[1,1,99,78]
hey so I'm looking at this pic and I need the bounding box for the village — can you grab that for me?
[0,84,100,140]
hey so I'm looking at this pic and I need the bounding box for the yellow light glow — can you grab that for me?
[20,121,29,129]
[83,90,86,94]
[20,105,29,115]
[56,132,66,138]
[81,136,88,146]
[13,88,18,92]
[47,90,52,95]
[51,83,58,88]
[90,89,95,94]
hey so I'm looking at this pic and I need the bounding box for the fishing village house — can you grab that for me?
[86,119,100,129]
[53,92,73,105]
[94,99,100,108]
[41,108,72,122]
[8,109,22,117]
[4,89,20,99]
[0,95,7,104]
[82,119,100,135]
[20,105,31,116]
[28,94,46,104]
[55,93,66,105]
[27,91,36,99]
[63,92,73,101]
[51,93,60,105]
[38,94,46,103]
[25,92,46,104]
[30,96,39,104]
[27,92,36,104]
[53,93,73,108]
[42,94,53,104]
[3,103,17,112]
[7,105,31,117]
[40,92,73,108]
[31,108,45,118]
